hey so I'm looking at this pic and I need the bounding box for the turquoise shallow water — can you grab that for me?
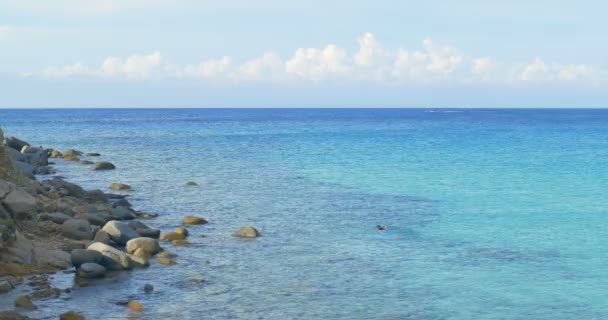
[2,108,608,319]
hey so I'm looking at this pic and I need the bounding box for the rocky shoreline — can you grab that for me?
[0,127,260,319]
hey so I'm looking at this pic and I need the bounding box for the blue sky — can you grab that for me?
[1,0,606,107]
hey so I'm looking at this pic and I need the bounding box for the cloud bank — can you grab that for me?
[30,33,601,87]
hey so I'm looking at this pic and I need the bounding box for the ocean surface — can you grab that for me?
[1,108,608,319]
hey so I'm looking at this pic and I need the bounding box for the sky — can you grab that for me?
[0,0,607,108]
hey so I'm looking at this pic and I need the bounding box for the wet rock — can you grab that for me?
[0,311,31,320]
[109,183,131,190]
[136,228,160,238]
[61,219,94,240]
[102,221,139,245]
[29,287,61,299]
[85,189,106,202]
[143,283,154,293]
[0,279,13,293]
[2,188,37,220]
[59,311,85,320]
[86,153,101,157]
[185,181,198,186]
[155,251,176,258]
[172,240,191,246]
[14,295,36,310]
[75,213,110,227]
[125,237,161,255]
[132,248,149,258]
[174,227,189,237]
[93,230,112,245]
[182,215,208,225]
[77,262,106,279]
[233,225,261,238]
[127,221,149,230]
[5,136,30,151]
[93,162,115,170]
[159,231,186,241]
[71,249,103,267]
[128,254,149,268]
[40,212,72,224]
[112,198,131,208]
[49,150,63,158]
[111,206,136,220]
[63,149,83,157]
[62,155,80,162]
[156,257,176,265]
[87,242,132,270]
[127,300,144,311]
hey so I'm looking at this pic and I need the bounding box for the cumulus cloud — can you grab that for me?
[28,33,602,87]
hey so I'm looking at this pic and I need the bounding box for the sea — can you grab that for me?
[1,108,608,319]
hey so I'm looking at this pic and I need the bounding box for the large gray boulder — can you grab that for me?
[33,247,71,269]
[111,206,136,220]
[71,249,103,267]
[87,242,132,270]
[2,188,37,220]
[77,262,106,278]
[40,212,72,224]
[125,237,161,255]
[101,221,139,245]
[61,219,94,240]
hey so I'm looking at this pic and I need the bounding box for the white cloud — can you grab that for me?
[285,45,350,81]
[27,33,603,87]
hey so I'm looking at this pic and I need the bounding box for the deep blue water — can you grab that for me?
[2,108,608,319]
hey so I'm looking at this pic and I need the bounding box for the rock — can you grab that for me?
[5,136,30,151]
[75,213,110,226]
[29,287,61,299]
[33,247,71,269]
[0,279,13,293]
[40,212,72,224]
[0,311,31,320]
[101,220,139,245]
[71,249,103,267]
[128,254,149,268]
[172,240,191,246]
[85,189,106,202]
[135,228,160,239]
[185,181,198,186]
[132,248,149,258]
[143,283,154,293]
[128,221,149,230]
[155,251,176,258]
[2,189,37,220]
[109,183,130,190]
[63,149,83,157]
[112,198,132,208]
[93,230,112,245]
[174,227,189,237]
[156,257,176,265]
[127,300,144,311]
[125,237,161,255]
[87,242,132,270]
[233,225,261,238]
[182,215,208,225]
[77,263,106,278]
[159,231,185,241]
[59,311,85,320]
[79,160,94,165]
[86,153,101,157]
[49,150,63,158]
[111,206,136,220]
[13,161,36,177]
[35,166,54,175]
[61,219,94,240]
[47,178,86,198]
[14,295,36,310]
[93,162,115,170]
[62,155,80,162]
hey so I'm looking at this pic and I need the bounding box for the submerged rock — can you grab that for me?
[59,311,85,320]
[77,262,106,279]
[93,162,115,170]
[160,231,186,241]
[14,295,36,310]
[109,183,131,190]
[143,283,154,293]
[185,181,199,186]
[172,240,191,246]
[0,310,31,320]
[182,215,208,225]
[156,257,176,265]
[79,160,94,165]
[86,153,101,157]
[233,226,261,238]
